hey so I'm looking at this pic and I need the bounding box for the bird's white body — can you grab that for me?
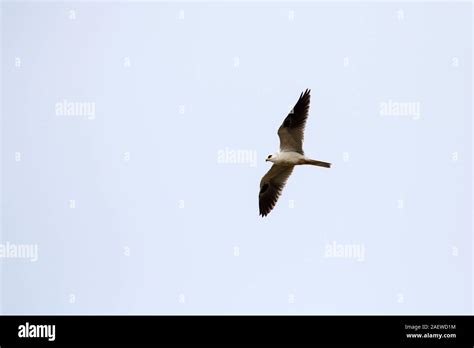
[267,151,305,166]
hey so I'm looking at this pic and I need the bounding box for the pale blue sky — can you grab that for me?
[1,1,472,314]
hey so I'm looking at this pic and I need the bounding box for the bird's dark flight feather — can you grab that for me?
[278,89,311,154]
[259,165,294,217]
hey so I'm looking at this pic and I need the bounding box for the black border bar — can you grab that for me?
[0,315,472,346]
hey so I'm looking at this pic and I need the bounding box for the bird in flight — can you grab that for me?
[259,89,331,217]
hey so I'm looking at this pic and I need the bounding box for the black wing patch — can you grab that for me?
[282,88,310,131]
[259,166,294,217]
[259,182,285,217]
[277,89,311,154]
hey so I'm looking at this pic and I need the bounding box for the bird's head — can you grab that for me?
[266,154,277,163]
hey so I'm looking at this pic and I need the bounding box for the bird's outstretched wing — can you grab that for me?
[277,88,311,154]
[259,165,294,217]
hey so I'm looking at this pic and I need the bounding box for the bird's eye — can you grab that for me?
[267,155,272,159]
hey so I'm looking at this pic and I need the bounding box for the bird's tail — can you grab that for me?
[303,158,332,168]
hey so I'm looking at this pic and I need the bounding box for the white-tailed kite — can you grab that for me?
[259,89,331,217]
